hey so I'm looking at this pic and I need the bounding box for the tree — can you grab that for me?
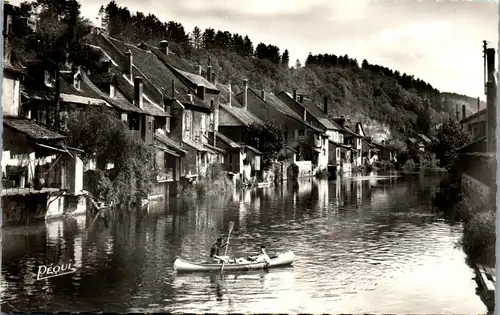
[66,106,153,206]
[432,119,470,171]
[24,0,99,130]
[191,26,202,49]
[281,49,289,66]
[243,35,253,57]
[247,120,285,171]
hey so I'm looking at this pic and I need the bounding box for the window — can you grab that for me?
[298,130,305,136]
[44,70,52,86]
[201,114,206,133]
[74,78,81,90]
[148,119,152,131]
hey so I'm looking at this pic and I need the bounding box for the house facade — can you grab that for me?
[460,109,486,141]
[278,91,346,176]
[215,82,263,183]
[236,81,327,178]
[88,34,226,198]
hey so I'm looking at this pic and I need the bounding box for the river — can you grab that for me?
[1,171,487,313]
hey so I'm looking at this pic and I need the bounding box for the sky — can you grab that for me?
[10,0,499,98]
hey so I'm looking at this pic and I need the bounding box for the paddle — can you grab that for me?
[220,221,234,272]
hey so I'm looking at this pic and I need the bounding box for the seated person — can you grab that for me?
[210,238,228,263]
[248,245,272,265]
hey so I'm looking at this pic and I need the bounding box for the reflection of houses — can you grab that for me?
[214,82,263,183]
[236,81,326,178]
[278,91,344,175]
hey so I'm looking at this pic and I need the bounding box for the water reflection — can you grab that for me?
[1,172,485,313]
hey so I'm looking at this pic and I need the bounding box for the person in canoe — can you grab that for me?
[247,245,272,266]
[210,237,229,263]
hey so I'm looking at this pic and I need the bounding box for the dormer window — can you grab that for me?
[74,76,81,90]
[73,71,82,90]
[44,70,52,86]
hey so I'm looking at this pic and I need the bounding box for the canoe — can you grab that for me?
[173,251,295,272]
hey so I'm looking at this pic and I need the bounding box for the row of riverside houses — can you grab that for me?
[1,5,395,224]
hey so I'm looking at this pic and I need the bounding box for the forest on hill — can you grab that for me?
[12,0,483,143]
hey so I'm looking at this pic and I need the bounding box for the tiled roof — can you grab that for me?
[59,93,107,106]
[244,145,262,155]
[280,91,341,131]
[184,138,207,152]
[60,72,103,99]
[84,71,146,114]
[105,67,168,117]
[257,90,322,133]
[219,103,264,127]
[460,108,486,124]
[154,133,188,155]
[203,142,225,153]
[174,68,218,91]
[4,116,66,140]
[214,131,241,148]
[217,84,240,106]
[418,133,432,144]
[343,126,361,138]
[148,46,196,73]
[104,36,209,110]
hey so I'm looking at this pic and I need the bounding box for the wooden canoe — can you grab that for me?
[173,251,295,272]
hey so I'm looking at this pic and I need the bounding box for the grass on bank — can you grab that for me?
[178,163,234,198]
[458,193,496,268]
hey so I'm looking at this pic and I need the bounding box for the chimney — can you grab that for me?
[293,89,297,101]
[160,40,169,55]
[299,94,304,103]
[261,89,266,101]
[323,96,328,114]
[134,76,144,109]
[125,50,133,81]
[477,97,480,112]
[462,104,466,120]
[198,65,202,75]
[486,47,497,153]
[243,79,248,110]
[228,83,232,107]
[207,65,212,83]
[163,93,171,132]
[303,108,307,121]
[171,79,176,99]
[197,85,205,100]
[109,76,116,98]
[4,10,12,64]
[187,93,193,103]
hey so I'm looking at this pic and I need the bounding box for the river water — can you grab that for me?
[1,172,486,313]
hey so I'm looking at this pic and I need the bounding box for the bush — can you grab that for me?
[460,210,496,267]
[66,107,153,207]
[83,169,113,202]
[315,168,330,179]
[458,192,496,267]
[192,163,234,198]
[402,159,416,172]
[373,160,394,171]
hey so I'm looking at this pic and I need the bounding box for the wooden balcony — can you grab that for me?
[129,130,142,142]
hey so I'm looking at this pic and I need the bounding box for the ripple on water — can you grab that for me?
[1,175,487,314]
